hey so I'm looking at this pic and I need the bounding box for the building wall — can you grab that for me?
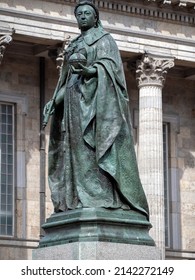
[0,53,57,259]
[163,76,195,253]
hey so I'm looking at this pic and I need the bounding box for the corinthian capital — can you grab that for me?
[0,34,13,64]
[136,53,174,88]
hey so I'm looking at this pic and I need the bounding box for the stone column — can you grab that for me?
[0,34,13,64]
[136,54,174,259]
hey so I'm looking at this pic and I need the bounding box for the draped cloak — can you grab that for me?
[48,26,149,219]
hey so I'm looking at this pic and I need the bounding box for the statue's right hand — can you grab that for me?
[43,100,55,117]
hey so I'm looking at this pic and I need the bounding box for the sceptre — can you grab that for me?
[42,36,71,130]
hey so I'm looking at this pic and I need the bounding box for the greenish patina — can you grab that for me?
[39,208,155,248]
[43,1,149,220]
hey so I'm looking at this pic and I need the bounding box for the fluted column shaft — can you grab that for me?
[136,54,174,259]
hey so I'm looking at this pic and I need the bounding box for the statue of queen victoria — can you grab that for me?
[43,0,149,221]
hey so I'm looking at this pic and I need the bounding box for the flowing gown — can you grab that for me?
[48,26,149,219]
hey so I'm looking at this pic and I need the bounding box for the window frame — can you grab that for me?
[163,122,171,248]
[0,102,15,237]
[163,114,181,250]
[0,92,28,239]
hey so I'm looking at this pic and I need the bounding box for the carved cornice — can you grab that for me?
[0,33,13,64]
[43,0,195,25]
[136,53,175,87]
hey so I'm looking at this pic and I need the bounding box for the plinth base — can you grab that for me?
[33,241,160,260]
[38,208,155,248]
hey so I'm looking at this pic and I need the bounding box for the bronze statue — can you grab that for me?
[43,0,149,219]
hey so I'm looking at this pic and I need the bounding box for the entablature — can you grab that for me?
[47,0,195,24]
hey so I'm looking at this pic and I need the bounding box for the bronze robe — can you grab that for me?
[48,26,149,219]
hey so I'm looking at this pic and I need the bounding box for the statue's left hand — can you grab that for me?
[70,63,97,78]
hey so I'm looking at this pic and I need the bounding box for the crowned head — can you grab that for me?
[74,0,99,22]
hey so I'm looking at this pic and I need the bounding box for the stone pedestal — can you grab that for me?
[33,208,159,260]
[33,241,160,260]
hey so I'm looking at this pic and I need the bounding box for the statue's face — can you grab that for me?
[75,5,97,31]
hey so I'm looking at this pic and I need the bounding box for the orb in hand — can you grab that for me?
[68,53,87,69]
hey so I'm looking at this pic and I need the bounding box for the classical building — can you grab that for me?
[0,0,195,260]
